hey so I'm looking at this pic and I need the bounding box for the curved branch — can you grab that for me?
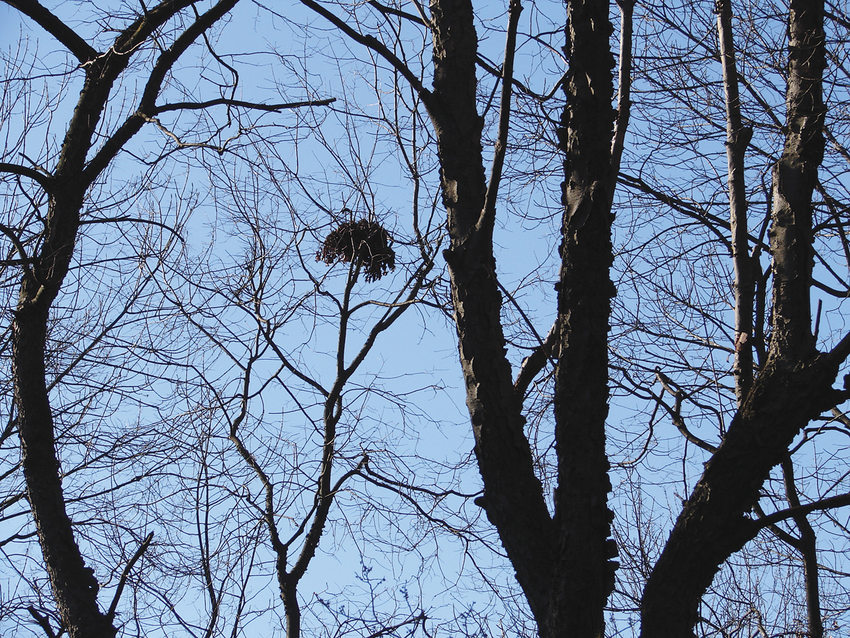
[0,222,33,265]
[26,606,57,638]
[653,368,718,453]
[55,0,199,178]
[3,0,97,63]
[106,532,154,623]
[12,4,243,638]
[298,0,432,105]
[755,491,850,530]
[0,162,53,193]
[514,321,558,397]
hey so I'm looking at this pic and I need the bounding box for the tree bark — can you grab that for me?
[429,0,558,625]
[15,192,115,638]
[8,3,238,635]
[640,353,842,636]
[547,0,618,636]
[428,1,623,634]
[768,0,825,362]
[640,1,831,634]
[781,458,824,638]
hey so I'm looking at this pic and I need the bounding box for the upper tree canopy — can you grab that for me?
[1,1,850,637]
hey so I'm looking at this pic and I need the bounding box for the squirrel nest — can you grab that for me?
[317,219,396,282]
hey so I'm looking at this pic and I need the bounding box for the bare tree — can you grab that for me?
[4,0,850,636]
[0,2,333,636]
[294,0,850,635]
[159,143,440,636]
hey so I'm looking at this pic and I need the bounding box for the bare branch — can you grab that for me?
[654,368,717,453]
[514,321,558,397]
[755,492,850,530]
[298,0,431,105]
[83,0,241,184]
[106,532,154,623]
[4,0,97,63]
[0,161,53,193]
[26,606,57,638]
[610,0,633,171]
[153,97,336,114]
[717,0,755,402]
[480,0,522,229]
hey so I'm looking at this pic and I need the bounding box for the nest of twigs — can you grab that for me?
[316,218,395,282]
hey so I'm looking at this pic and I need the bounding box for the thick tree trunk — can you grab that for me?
[16,322,114,638]
[15,191,117,638]
[428,1,621,634]
[428,0,557,625]
[640,1,829,634]
[8,4,236,635]
[640,354,842,636]
[768,0,825,362]
[547,0,618,636]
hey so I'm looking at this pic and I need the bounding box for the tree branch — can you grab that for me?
[514,321,558,396]
[298,0,431,105]
[610,0,633,171]
[717,0,755,402]
[755,491,850,530]
[26,606,57,638]
[4,0,97,63]
[480,0,522,230]
[0,161,53,193]
[83,0,240,184]
[152,96,335,114]
[106,532,154,622]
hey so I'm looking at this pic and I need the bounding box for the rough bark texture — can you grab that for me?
[15,195,115,638]
[640,1,830,634]
[547,1,618,636]
[428,1,620,634]
[16,56,128,637]
[429,0,557,624]
[640,354,842,636]
[768,0,825,362]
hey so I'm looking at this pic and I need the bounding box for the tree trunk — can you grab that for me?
[15,191,117,638]
[429,0,621,634]
[9,4,238,634]
[641,3,830,633]
[640,353,842,636]
[429,0,557,624]
[717,0,755,403]
[547,0,618,636]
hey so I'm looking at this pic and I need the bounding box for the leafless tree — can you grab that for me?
[293,0,850,635]
[0,2,333,636]
[4,0,850,636]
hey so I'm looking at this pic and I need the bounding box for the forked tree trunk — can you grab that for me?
[429,0,620,635]
[429,0,557,624]
[640,1,833,634]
